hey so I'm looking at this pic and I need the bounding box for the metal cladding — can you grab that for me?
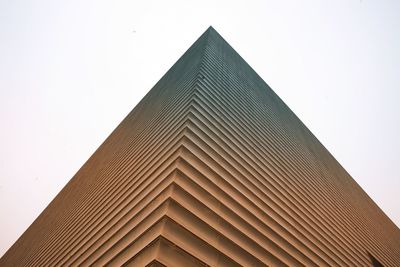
[1,27,399,266]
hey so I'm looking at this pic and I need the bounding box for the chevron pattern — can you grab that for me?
[1,27,399,266]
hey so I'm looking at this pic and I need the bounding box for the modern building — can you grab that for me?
[1,26,399,266]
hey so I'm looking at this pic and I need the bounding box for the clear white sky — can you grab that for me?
[0,0,399,257]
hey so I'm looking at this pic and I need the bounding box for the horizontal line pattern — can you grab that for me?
[1,26,399,267]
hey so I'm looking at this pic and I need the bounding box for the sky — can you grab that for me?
[0,0,399,257]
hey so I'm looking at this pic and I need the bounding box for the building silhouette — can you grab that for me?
[1,26,399,266]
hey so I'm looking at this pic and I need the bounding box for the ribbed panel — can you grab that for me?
[1,27,399,267]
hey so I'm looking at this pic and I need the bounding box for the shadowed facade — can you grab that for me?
[1,27,399,266]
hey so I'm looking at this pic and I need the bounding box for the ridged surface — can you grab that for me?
[1,27,399,267]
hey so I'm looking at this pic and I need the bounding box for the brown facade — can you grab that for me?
[1,27,399,266]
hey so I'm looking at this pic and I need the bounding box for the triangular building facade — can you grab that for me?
[1,27,399,266]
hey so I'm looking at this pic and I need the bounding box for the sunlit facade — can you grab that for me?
[1,27,399,267]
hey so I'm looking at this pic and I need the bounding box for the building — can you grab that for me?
[1,26,399,266]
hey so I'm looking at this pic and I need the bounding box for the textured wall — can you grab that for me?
[1,27,399,266]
